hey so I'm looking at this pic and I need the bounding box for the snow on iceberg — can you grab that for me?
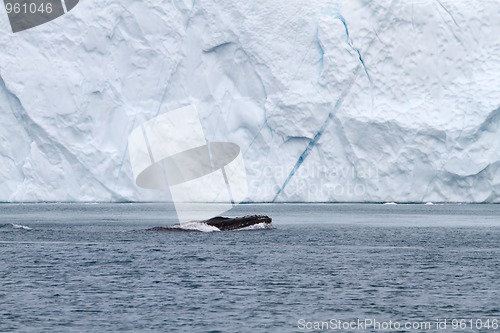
[0,0,498,203]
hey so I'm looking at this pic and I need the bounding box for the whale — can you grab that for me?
[146,215,272,232]
[204,215,272,231]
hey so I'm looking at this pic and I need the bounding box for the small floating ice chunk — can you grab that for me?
[11,223,32,230]
[384,202,398,205]
[425,202,434,205]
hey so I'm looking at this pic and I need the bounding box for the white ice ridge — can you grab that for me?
[0,0,499,203]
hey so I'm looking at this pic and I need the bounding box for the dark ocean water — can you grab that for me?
[1,203,499,333]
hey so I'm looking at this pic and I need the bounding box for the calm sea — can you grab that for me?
[1,203,499,333]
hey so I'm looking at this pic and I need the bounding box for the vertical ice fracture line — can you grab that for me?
[272,107,337,202]
[209,141,235,204]
[272,65,361,203]
[221,167,235,205]
[272,0,399,201]
[141,125,155,164]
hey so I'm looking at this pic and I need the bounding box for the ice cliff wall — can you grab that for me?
[0,0,499,202]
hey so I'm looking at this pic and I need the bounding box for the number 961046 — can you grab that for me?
[5,2,53,14]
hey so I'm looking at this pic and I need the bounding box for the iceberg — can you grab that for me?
[0,0,498,202]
